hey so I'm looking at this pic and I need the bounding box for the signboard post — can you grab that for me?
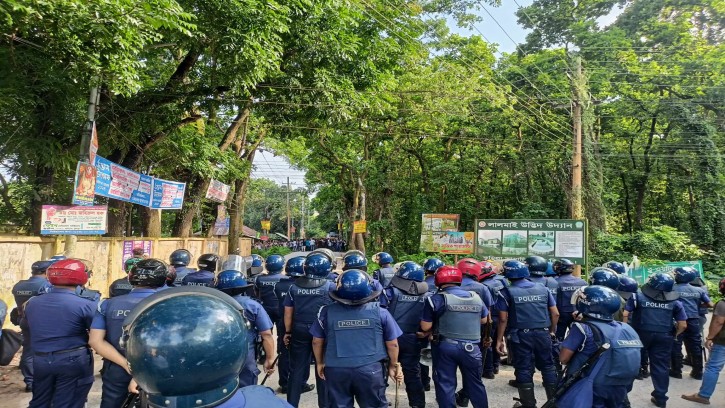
[630,260,703,284]
[420,214,460,252]
[205,179,230,203]
[40,205,108,235]
[353,220,367,234]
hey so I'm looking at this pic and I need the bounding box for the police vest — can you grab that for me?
[12,277,51,310]
[437,292,483,341]
[376,267,395,287]
[274,278,296,319]
[387,287,426,333]
[631,291,675,333]
[507,284,551,329]
[461,279,493,308]
[424,276,437,294]
[482,277,505,310]
[324,302,387,368]
[529,276,558,298]
[289,282,332,325]
[182,271,215,287]
[567,320,642,386]
[173,266,196,286]
[76,286,101,302]
[109,278,133,297]
[255,274,286,318]
[103,292,155,353]
[556,274,587,313]
[674,283,704,319]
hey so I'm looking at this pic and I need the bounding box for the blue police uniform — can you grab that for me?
[424,275,436,292]
[274,276,299,390]
[528,276,558,298]
[381,286,429,407]
[554,273,587,340]
[91,288,157,408]
[311,302,402,408]
[625,291,687,406]
[496,279,558,386]
[215,385,295,407]
[181,270,215,287]
[373,267,395,287]
[420,274,438,389]
[12,275,52,389]
[75,286,102,301]
[173,266,196,285]
[422,287,489,408]
[231,294,274,387]
[256,273,288,323]
[24,288,96,408]
[671,282,711,376]
[327,272,339,282]
[284,280,336,407]
[108,277,133,297]
[481,275,507,376]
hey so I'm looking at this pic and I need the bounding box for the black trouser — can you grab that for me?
[398,333,426,407]
[287,323,327,408]
[671,318,704,375]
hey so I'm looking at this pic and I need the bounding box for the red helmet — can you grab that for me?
[47,259,88,286]
[478,261,496,281]
[456,258,482,279]
[435,265,463,287]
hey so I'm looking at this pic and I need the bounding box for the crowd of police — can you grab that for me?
[3,247,725,408]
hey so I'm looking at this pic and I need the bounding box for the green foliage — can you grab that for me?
[251,246,292,258]
[591,226,703,266]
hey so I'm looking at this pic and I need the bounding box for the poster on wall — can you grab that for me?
[353,220,367,233]
[205,179,230,203]
[420,213,460,252]
[122,240,153,269]
[438,231,475,254]
[72,161,97,206]
[40,205,108,235]
[475,219,587,264]
[94,156,152,206]
[150,178,186,210]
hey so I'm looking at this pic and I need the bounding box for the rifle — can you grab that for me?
[540,343,611,408]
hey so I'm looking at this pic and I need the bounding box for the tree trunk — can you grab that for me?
[633,117,658,230]
[141,207,162,237]
[228,176,249,254]
[30,163,55,235]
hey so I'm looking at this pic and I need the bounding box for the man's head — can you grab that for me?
[132,247,145,257]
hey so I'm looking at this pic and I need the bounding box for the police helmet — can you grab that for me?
[304,253,332,279]
[216,270,252,293]
[332,269,375,301]
[250,254,264,276]
[169,249,192,267]
[503,260,529,279]
[396,261,424,282]
[604,261,626,275]
[457,258,482,280]
[525,256,548,276]
[374,252,394,266]
[197,254,219,272]
[574,285,621,321]
[47,259,88,286]
[129,259,169,288]
[588,267,620,290]
[553,258,575,275]
[50,254,67,262]
[478,261,496,281]
[311,248,336,264]
[434,265,462,287]
[123,287,248,408]
[343,252,368,271]
[31,260,55,275]
[673,266,698,284]
[265,255,285,274]
[285,256,306,277]
[642,273,679,301]
[423,258,445,274]
[545,261,556,277]
[616,275,639,300]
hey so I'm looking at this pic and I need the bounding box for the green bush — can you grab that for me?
[592,226,703,265]
[251,246,292,259]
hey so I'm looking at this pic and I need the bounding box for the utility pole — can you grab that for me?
[286,177,291,240]
[571,56,584,277]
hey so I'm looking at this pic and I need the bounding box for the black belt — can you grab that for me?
[519,328,548,333]
[35,346,89,356]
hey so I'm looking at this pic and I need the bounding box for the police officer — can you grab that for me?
[283,253,336,407]
[554,258,587,341]
[423,257,444,291]
[380,261,429,408]
[169,248,195,285]
[615,275,639,322]
[255,255,288,324]
[123,286,294,407]
[604,261,627,275]
[11,260,54,392]
[372,252,395,287]
[588,267,620,290]
[684,275,710,367]
[182,253,218,286]
[623,273,687,407]
[73,259,102,302]
[526,256,558,298]
[312,269,404,407]
[338,250,367,281]
[557,286,642,408]
[671,267,713,380]
[216,255,276,387]
[108,276,133,297]
[421,265,489,408]
[24,259,96,408]
[495,260,559,408]
[88,259,166,408]
[479,261,507,379]
[248,254,265,285]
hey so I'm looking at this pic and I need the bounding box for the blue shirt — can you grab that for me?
[310,303,402,341]
[421,286,489,323]
[91,289,158,330]
[283,281,337,307]
[495,279,556,312]
[561,320,616,356]
[12,276,53,306]
[624,297,688,321]
[232,295,274,341]
[24,288,96,353]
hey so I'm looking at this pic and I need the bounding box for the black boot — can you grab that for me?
[455,390,470,407]
[508,379,520,388]
[512,383,537,408]
[543,383,557,401]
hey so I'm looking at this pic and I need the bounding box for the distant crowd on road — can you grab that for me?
[254,237,348,253]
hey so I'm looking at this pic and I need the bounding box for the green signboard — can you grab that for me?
[630,260,703,285]
[475,219,587,265]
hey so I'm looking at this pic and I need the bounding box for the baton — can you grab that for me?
[260,354,280,385]
[121,392,140,408]
[394,363,401,408]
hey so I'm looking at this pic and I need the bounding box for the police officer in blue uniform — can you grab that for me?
[588,267,620,290]
[495,260,559,408]
[108,276,133,297]
[479,261,507,379]
[421,265,489,408]
[88,259,166,408]
[283,253,336,408]
[123,286,294,407]
[248,254,265,286]
[256,254,288,325]
[312,269,404,408]
[623,273,687,407]
[215,255,276,387]
[423,257,444,291]
[526,256,558,298]
[74,259,102,302]
[604,261,627,275]
[670,266,712,380]
[338,250,367,282]
[557,286,642,408]
[182,253,218,286]
[24,259,96,408]
[554,258,586,341]
[380,261,429,408]
[684,275,710,367]
[169,248,196,285]
[372,252,395,287]
[11,259,54,392]
[613,274,638,323]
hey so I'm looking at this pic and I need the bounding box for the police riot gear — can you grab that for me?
[554,258,575,275]
[436,292,483,341]
[285,256,306,277]
[423,258,444,274]
[342,252,367,271]
[169,249,192,267]
[265,255,285,274]
[503,260,529,279]
[574,286,621,321]
[524,256,548,276]
[128,259,168,288]
[588,267,620,290]
[507,285,551,329]
[323,302,388,368]
[604,261,627,275]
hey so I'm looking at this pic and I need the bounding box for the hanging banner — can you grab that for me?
[72,161,97,206]
[122,240,152,269]
[40,205,108,235]
[261,220,271,231]
[150,178,185,209]
[212,205,230,236]
[89,121,99,166]
[94,156,152,206]
[205,179,230,203]
[474,219,587,265]
[353,220,367,233]
[420,213,460,252]
[437,232,475,254]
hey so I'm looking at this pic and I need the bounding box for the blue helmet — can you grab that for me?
[503,260,529,279]
[673,266,698,283]
[31,260,55,275]
[169,249,192,267]
[604,261,626,275]
[250,254,264,276]
[50,254,67,262]
[525,256,548,276]
[553,258,575,274]
[216,270,251,292]
[333,270,374,301]
[375,252,394,265]
[304,253,332,278]
[575,285,621,321]
[285,256,306,277]
[423,258,444,274]
[396,261,424,282]
[123,287,248,407]
[588,267,620,290]
[343,253,368,271]
[197,254,219,272]
[617,275,639,300]
[545,261,556,276]
[642,273,679,301]
[265,255,285,274]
